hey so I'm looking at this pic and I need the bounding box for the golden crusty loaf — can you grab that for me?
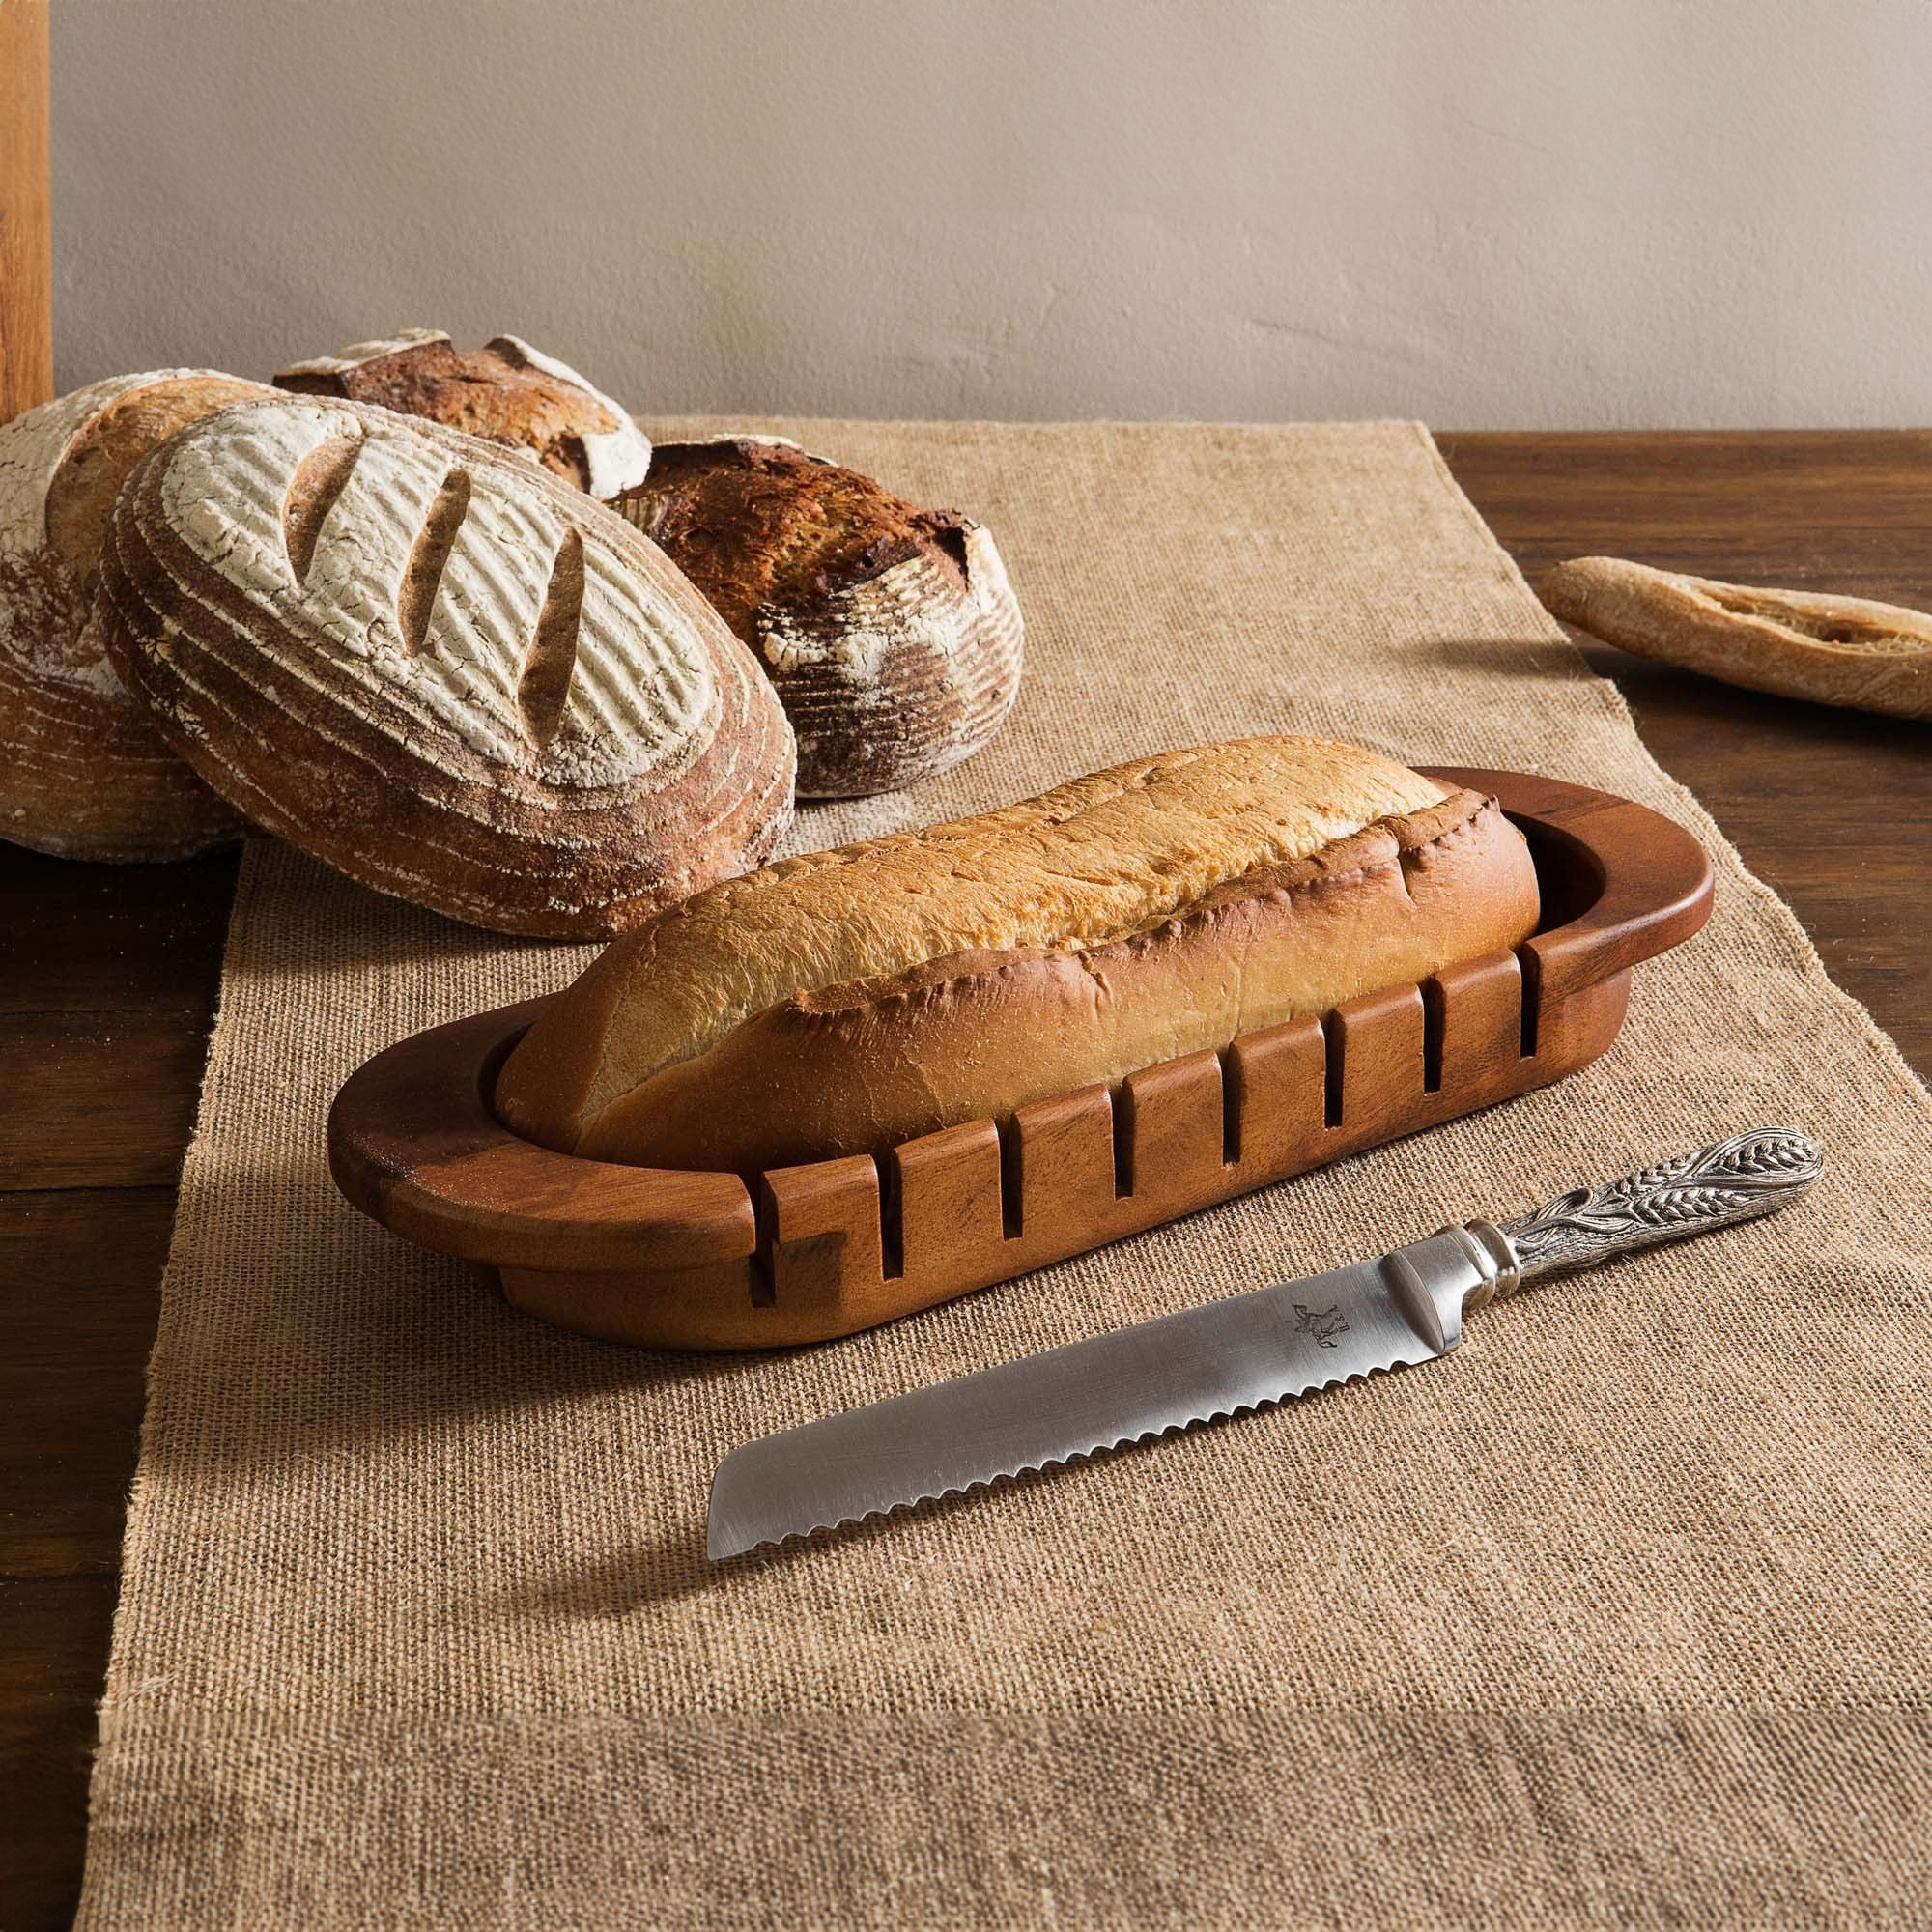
[496,736,1540,1172]
[275,329,651,499]
[0,369,274,860]
[98,395,794,937]
[1541,555,1932,720]
[611,437,1023,798]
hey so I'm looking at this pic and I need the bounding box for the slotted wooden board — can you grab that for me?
[328,770,1713,1348]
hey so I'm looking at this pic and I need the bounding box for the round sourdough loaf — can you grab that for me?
[495,736,1540,1172]
[610,437,1023,798]
[97,396,795,937]
[0,369,275,860]
[275,329,651,499]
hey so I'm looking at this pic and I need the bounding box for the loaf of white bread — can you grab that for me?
[496,736,1540,1172]
[98,394,795,936]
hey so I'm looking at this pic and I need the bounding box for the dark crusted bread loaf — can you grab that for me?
[496,736,1539,1172]
[98,395,794,937]
[0,369,274,860]
[611,437,1022,798]
[275,330,651,499]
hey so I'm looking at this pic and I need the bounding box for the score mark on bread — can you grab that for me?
[396,468,474,657]
[281,433,364,586]
[520,530,585,749]
[98,397,795,936]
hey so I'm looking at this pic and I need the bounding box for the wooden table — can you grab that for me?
[4,432,1928,1925]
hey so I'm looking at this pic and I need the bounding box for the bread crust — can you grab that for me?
[0,370,271,861]
[1541,555,1932,720]
[611,438,1022,797]
[98,396,794,937]
[275,329,651,499]
[496,738,1540,1170]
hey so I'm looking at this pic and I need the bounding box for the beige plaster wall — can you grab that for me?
[48,0,1932,425]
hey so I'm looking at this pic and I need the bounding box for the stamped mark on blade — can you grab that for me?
[1290,1303,1350,1348]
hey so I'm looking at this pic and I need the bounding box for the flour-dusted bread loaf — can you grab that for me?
[98,395,795,937]
[496,736,1540,1172]
[611,437,1023,798]
[1541,556,1932,721]
[0,369,275,860]
[275,329,651,499]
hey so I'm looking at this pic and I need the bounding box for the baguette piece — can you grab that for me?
[611,437,1022,797]
[0,369,273,860]
[497,736,1539,1172]
[99,395,794,937]
[1541,555,1932,721]
[275,329,651,499]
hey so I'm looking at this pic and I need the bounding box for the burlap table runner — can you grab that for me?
[76,422,1930,1929]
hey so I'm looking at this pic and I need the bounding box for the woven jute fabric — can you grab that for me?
[77,422,1931,1929]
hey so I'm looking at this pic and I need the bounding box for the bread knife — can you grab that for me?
[706,1127,1822,1559]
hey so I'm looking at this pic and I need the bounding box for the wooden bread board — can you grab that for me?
[328,769,1713,1349]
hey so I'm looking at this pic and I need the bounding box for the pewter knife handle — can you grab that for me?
[1487,1126,1822,1295]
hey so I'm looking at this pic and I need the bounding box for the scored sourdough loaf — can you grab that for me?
[496,736,1540,1172]
[610,437,1022,798]
[98,395,795,937]
[0,369,275,860]
[275,329,652,499]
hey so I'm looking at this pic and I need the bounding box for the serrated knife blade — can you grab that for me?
[707,1127,1821,1559]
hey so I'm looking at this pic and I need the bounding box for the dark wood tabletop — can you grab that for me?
[5,430,1929,1927]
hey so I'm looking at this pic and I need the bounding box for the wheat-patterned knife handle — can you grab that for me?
[1487,1127,1822,1293]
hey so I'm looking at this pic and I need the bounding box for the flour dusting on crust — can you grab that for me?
[755,517,1023,794]
[0,371,264,860]
[273,329,450,380]
[155,400,710,788]
[611,439,1024,798]
[487,336,651,497]
[0,372,197,693]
